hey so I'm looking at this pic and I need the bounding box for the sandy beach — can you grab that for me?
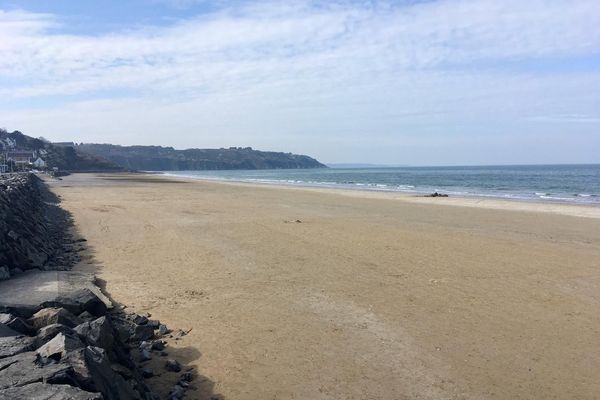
[48,173,600,400]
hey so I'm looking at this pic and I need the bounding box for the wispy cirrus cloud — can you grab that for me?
[0,0,599,164]
[2,0,599,97]
[527,114,600,123]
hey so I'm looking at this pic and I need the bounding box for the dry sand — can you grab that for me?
[48,173,600,400]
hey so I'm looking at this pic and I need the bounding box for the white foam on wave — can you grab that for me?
[154,171,600,205]
[540,195,578,201]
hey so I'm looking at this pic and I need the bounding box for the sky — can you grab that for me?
[0,0,599,165]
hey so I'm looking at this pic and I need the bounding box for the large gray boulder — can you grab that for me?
[84,346,141,400]
[78,311,95,322]
[62,348,96,391]
[35,323,75,348]
[0,324,20,339]
[0,335,35,359]
[111,317,154,343]
[74,316,114,351]
[29,307,82,330]
[165,359,182,372]
[0,312,35,335]
[0,382,102,400]
[0,351,73,389]
[53,288,108,317]
[36,332,84,361]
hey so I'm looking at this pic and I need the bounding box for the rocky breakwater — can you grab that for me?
[0,280,195,399]
[0,173,79,279]
[0,174,198,399]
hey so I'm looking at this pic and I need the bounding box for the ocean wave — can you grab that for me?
[540,195,579,201]
[155,169,600,205]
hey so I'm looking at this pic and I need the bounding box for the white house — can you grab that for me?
[32,157,46,168]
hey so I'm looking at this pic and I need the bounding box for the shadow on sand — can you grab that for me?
[47,176,222,400]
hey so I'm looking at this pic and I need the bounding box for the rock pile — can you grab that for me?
[0,173,79,278]
[0,291,196,399]
[424,192,449,197]
[1,297,145,398]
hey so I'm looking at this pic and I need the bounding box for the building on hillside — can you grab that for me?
[7,151,33,169]
[53,142,75,147]
[32,157,46,169]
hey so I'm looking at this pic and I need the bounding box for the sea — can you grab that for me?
[160,164,600,205]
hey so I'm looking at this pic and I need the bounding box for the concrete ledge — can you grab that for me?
[0,270,112,317]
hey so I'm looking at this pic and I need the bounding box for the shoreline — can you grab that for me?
[153,165,600,208]
[151,172,600,219]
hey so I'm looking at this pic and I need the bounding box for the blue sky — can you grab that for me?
[0,0,599,165]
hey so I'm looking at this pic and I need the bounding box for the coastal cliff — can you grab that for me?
[76,143,327,171]
[1,128,326,172]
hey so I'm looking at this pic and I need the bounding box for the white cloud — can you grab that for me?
[0,0,599,164]
[527,114,600,123]
[0,8,56,36]
[2,0,599,95]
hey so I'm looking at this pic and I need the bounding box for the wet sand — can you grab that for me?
[49,173,600,400]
